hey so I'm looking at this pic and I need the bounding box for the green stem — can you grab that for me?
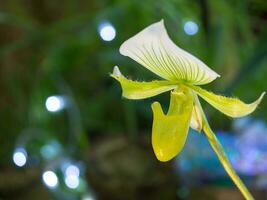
[196,96,254,200]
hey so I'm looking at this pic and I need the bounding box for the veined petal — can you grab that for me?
[151,87,193,162]
[111,66,177,99]
[120,20,220,85]
[189,85,265,118]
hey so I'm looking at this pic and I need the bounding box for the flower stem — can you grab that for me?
[195,96,254,200]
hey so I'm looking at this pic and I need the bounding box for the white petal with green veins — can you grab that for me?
[189,85,265,118]
[119,20,220,85]
[111,66,177,99]
[151,88,193,162]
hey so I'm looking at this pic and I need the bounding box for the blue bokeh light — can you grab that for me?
[184,21,199,36]
[98,22,116,41]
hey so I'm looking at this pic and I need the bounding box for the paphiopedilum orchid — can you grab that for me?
[111,20,265,200]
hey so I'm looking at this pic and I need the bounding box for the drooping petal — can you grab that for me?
[151,87,193,162]
[120,20,220,85]
[189,85,265,118]
[111,66,177,99]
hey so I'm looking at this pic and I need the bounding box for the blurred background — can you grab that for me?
[0,0,267,199]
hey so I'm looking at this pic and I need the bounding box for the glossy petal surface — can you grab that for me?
[151,87,193,161]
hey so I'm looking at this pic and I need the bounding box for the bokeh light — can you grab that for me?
[65,164,80,177]
[42,171,59,188]
[183,21,198,36]
[40,140,61,160]
[98,22,116,41]
[63,163,80,189]
[13,148,27,167]
[82,195,95,200]
[64,175,79,189]
[45,95,65,112]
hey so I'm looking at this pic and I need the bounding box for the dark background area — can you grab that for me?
[0,0,267,199]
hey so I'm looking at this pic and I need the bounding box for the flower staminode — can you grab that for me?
[111,20,265,200]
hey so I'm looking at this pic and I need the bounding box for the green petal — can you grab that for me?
[111,66,177,99]
[151,87,193,162]
[189,85,265,118]
[120,20,220,85]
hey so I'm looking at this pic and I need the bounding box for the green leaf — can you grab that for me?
[111,66,177,99]
[151,87,193,162]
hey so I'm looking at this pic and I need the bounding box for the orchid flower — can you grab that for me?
[111,20,265,200]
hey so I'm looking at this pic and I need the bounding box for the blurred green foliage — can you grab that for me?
[0,0,267,166]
